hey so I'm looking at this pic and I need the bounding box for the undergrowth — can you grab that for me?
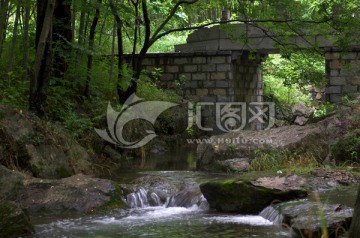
[250,148,321,173]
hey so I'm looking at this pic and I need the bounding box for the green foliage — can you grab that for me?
[63,112,93,140]
[263,53,325,109]
[250,149,320,172]
[174,74,189,97]
[186,126,194,136]
[149,33,188,52]
[137,74,180,103]
[331,131,360,163]
[225,143,236,156]
[0,78,29,109]
[44,56,118,141]
[314,102,336,118]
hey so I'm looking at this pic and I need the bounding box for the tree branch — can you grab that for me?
[152,17,334,45]
[150,0,199,44]
[284,21,323,54]
[139,0,150,55]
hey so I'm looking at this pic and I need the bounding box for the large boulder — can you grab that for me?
[196,117,341,171]
[0,165,126,215]
[200,176,308,214]
[0,165,27,202]
[292,103,314,126]
[167,186,207,208]
[23,174,127,214]
[214,158,250,173]
[0,105,91,178]
[0,201,34,238]
[279,200,353,238]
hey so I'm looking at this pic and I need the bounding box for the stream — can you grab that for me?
[29,149,351,238]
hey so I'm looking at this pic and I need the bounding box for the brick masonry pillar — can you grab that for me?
[233,52,265,104]
[325,50,360,103]
[233,52,266,130]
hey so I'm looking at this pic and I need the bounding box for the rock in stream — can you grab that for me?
[200,176,308,214]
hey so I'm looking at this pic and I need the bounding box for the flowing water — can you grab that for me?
[30,149,292,238]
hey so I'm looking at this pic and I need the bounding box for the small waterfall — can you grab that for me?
[148,192,161,206]
[259,206,283,225]
[126,186,209,210]
[126,188,168,208]
[127,188,153,208]
[166,187,209,209]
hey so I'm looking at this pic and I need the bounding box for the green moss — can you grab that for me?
[331,130,360,164]
[0,201,34,237]
[0,110,5,120]
[56,166,72,178]
[223,179,235,185]
[98,182,128,211]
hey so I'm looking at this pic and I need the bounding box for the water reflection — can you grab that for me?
[118,149,197,172]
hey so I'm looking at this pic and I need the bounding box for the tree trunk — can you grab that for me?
[6,3,20,78]
[131,0,139,71]
[76,0,86,68]
[109,19,116,81]
[109,0,126,104]
[71,0,76,43]
[98,16,107,45]
[30,0,56,116]
[84,0,101,98]
[53,0,72,79]
[83,12,90,43]
[133,0,151,79]
[22,0,31,81]
[348,185,360,238]
[0,0,10,59]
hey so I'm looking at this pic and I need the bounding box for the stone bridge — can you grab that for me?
[133,24,360,131]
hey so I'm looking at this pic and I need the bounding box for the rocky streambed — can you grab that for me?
[1,162,359,238]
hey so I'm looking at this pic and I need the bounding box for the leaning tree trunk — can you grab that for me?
[83,0,101,98]
[52,0,72,79]
[30,0,56,116]
[348,185,360,238]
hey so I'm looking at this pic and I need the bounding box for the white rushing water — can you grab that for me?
[205,215,274,226]
[34,205,283,238]
[33,170,291,238]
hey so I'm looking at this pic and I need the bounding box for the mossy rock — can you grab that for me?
[0,105,92,179]
[0,165,27,202]
[200,180,307,214]
[99,182,128,211]
[0,201,34,238]
[24,174,128,215]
